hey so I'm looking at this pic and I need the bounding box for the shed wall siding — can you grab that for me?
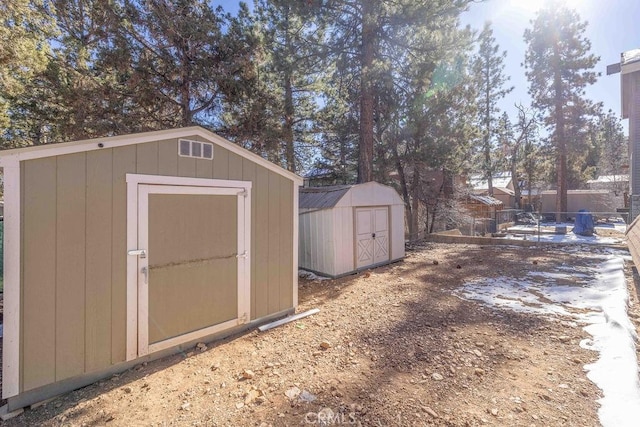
[22,157,57,391]
[299,210,335,276]
[390,204,405,261]
[627,217,640,270]
[333,207,354,276]
[540,192,617,214]
[19,137,294,393]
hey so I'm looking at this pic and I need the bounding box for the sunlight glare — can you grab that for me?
[507,0,585,15]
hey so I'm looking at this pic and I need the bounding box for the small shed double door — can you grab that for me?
[130,179,250,357]
[355,207,390,269]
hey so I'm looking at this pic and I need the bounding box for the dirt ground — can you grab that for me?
[3,242,639,427]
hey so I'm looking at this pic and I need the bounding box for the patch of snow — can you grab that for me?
[595,223,627,233]
[501,228,624,245]
[455,255,640,427]
[580,258,640,427]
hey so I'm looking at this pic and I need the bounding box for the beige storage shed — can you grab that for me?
[540,189,618,215]
[299,182,405,278]
[0,126,302,410]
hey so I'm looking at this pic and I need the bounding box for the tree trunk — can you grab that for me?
[283,74,295,172]
[510,151,521,209]
[553,43,567,222]
[485,135,493,195]
[391,143,414,240]
[357,0,375,183]
[429,198,439,234]
[180,61,192,127]
[484,64,493,195]
[411,168,420,239]
[282,7,296,173]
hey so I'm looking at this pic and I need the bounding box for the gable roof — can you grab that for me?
[0,126,303,184]
[300,181,404,210]
[469,172,513,191]
[299,185,352,209]
[469,194,503,206]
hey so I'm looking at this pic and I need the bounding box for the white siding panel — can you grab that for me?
[333,207,354,276]
[299,210,335,276]
[298,214,308,269]
[309,212,319,272]
[323,211,335,276]
[390,205,405,260]
[310,211,320,273]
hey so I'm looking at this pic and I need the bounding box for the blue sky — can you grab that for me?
[461,0,640,131]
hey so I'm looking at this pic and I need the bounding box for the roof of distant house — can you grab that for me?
[469,172,512,191]
[468,194,503,206]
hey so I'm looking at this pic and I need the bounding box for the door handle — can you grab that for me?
[372,233,376,239]
[128,249,147,259]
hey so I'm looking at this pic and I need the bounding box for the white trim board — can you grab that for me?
[2,162,21,398]
[292,181,300,308]
[0,126,302,185]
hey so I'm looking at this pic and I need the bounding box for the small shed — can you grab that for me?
[0,126,302,410]
[469,172,516,208]
[298,182,405,277]
[461,194,504,218]
[460,194,504,234]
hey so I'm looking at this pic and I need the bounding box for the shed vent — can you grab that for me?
[178,139,214,160]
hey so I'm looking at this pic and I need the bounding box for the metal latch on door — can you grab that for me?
[128,249,148,284]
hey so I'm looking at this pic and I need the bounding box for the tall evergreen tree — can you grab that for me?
[524,1,599,220]
[222,0,325,173]
[597,110,627,176]
[0,0,56,147]
[471,22,513,195]
[319,0,473,183]
[110,0,257,128]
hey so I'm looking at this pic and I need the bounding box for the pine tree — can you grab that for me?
[319,0,473,183]
[222,0,325,173]
[524,1,599,220]
[471,22,513,196]
[0,0,56,147]
[597,110,627,176]
[110,0,257,128]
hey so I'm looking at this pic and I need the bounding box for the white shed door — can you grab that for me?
[355,207,389,269]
